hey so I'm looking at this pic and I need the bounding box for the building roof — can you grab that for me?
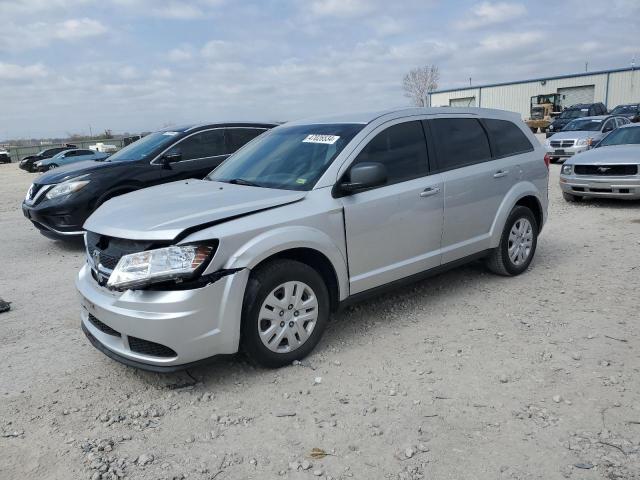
[431,66,638,95]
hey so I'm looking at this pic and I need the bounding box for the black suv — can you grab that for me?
[19,144,78,172]
[22,122,275,238]
[547,102,607,137]
[610,103,640,122]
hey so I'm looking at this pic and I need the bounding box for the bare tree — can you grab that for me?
[402,65,440,107]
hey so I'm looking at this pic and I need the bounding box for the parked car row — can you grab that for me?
[558,122,640,201]
[18,107,550,371]
[544,114,631,162]
[22,123,276,237]
[19,144,77,172]
[546,102,639,137]
[19,105,637,372]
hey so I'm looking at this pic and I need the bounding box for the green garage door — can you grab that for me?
[558,85,595,108]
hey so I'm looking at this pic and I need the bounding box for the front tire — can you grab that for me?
[486,206,538,276]
[241,259,330,368]
[562,192,582,202]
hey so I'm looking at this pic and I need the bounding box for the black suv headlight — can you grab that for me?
[107,245,214,290]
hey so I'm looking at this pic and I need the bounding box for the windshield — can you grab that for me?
[597,126,640,147]
[611,105,639,115]
[106,131,179,162]
[563,118,603,131]
[560,109,589,120]
[207,123,364,191]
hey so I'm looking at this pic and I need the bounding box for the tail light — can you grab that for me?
[543,153,551,169]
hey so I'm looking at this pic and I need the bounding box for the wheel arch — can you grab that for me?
[221,226,349,308]
[489,183,546,248]
[94,183,142,209]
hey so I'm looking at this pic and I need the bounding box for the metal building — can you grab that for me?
[428,67,640,118]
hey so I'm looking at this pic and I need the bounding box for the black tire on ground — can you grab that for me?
[562,192,582,202]
[529,127,538,133]
[240,259,330,368]
[486,205,539,277]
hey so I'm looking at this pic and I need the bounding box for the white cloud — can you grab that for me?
[456,2,526,30]
[0,62,48,80]
[167,46,194,62]
[477,31,542,52]
[0,17,107,51]
[56,18,108,39]
[152,2,203,19]
[308,0,373,18]
[0,0,90,16]
[200,40,254,60]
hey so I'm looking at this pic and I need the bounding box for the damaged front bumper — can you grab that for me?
[76,263,249,371]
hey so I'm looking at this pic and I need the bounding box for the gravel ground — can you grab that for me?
[1,151,639,480]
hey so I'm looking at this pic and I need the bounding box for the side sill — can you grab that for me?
[338,249,491,310]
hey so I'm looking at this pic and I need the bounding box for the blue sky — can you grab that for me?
[1,0,638,139]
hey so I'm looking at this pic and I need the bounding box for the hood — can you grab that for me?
[565,144,640,165]
[548,131,598,141]
[34,160,116,185]
[84,180,307,241]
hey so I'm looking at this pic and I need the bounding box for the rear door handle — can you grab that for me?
[419,186,441,198]
[493,170,509,178]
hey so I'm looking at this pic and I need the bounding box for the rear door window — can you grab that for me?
[428,118,492,171]
[350,120,428,186]
[483,119,533,157]
[174,129,227,161]
[226,128,267,152]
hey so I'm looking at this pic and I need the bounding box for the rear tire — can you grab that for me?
[562,192,582,202]
[241,259,330,368]
[486,206,538,276]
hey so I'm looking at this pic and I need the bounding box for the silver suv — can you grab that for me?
[77,108,549,370]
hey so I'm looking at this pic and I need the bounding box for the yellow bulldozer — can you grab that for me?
[525,93,562,133]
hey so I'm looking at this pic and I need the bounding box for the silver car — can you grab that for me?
[77,107,549,370]
[560,123,640,201]
[545,115,630,162]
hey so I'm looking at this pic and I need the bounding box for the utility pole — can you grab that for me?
[585,62,588,72]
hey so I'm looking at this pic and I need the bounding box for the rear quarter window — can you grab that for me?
[483,119,534,157]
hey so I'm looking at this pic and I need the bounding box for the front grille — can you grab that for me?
[550,140,575,148]
[88,313,121,337]
[128,336,177,358]
[574,164,638,176]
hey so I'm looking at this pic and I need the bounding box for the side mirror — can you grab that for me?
[340,162,387,194]
[602,125,613,133]
[161,151,182,168]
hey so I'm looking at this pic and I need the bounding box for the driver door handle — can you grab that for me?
[493,170,509,178]
[419,186,441,198]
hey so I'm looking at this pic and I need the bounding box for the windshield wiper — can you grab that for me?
[226,178,262,187]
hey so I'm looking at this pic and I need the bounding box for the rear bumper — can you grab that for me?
[560,175,640,199]
[76,264,249,369]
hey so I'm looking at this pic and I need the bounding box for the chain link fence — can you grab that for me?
[4,138,126,163]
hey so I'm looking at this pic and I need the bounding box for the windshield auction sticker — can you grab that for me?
[303,134,340,145]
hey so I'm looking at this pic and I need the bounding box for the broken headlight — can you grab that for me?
[107,245,214,290]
